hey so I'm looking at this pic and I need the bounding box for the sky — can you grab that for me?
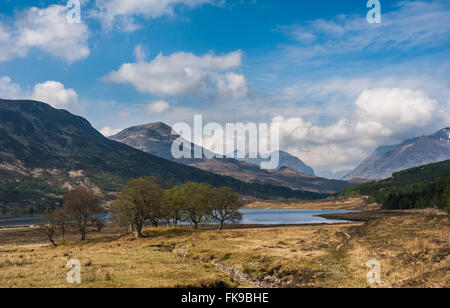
[0,0,449,175]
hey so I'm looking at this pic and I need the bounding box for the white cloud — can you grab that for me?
[355,88,437,126]
[281,1,450,64]
[0,24,9,41]
[289,144,367,171]
[105,50,246,99]
[215,72,248,100]
[0,24,25,61]
[100,126,122,137]
[0,76,22,99]
[0,5,90,63]
[32,81,78,110]
[271,87,442,169]
[146,100,170,113]
[95,0,216,30]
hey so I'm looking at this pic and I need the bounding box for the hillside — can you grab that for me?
[339,160,450,211]
[0,99,326,215]
[344,128,450,180]
[111,123,352,193]
[234,150,315,176]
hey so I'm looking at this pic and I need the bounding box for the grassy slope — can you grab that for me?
[0,177,67,216]
[338,160,450,210]
[1,207,448,288]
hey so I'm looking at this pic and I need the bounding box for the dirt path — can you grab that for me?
[213,263,283,288]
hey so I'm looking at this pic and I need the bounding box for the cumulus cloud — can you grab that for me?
[94,0,216,30]
[355,88,437,126]
[271,87,442,169]
[0,76,22,99]
[146,100,170,113]
[32,81,78,109]
[0,5,90,63]
[105,50,247,99]
[216,73,248,100]
[0,24,25,61]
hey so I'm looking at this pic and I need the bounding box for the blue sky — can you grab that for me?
[0,0,449,174]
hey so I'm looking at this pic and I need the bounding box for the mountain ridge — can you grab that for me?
[110,123,352,194]
[0,99,328,214]
[344,128,450,180]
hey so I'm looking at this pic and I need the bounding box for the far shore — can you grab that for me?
[244,196,380,211]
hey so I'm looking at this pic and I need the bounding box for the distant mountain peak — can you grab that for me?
[107,122,353,193]
[344,127,450,180]
[430,127,450,143]
[229,149,315,176]
[114,122,176,138]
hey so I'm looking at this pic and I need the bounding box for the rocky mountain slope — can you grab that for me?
[110,123,352,193]
[344,128,450,180]
[233,150,315,176]
[0,99,328,214]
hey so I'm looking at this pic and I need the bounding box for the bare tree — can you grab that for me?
[38,214,58,247]
[209,187,243,231]
[94,218,105,233]
[52,208,69,241]
[62,186,105,241]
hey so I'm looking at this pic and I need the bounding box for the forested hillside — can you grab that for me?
[339,160,450,212]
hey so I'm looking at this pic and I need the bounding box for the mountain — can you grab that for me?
[109,122,214,162]
[234,151,315,176]
[110,123,352,194]
[344,128,450,180]
[0,99,327,215]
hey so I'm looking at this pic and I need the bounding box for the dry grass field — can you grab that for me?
[0,199,448,288]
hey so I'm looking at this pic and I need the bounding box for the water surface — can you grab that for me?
[0,216,42,227]
[240,209,352,225]
[0,209,353,227]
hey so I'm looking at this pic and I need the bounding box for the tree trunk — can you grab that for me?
[136,224,143,238]
[218,221,224,231]
[50,239,57,247]
[80,228,86,241]
[47,235,57,247]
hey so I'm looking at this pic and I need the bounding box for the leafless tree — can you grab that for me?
[52,208,69,241]
[62,186,105,241]
[38,214,58,247]
[209,187,243,231]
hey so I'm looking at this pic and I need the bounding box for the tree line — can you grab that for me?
[337,160,450,213]
[39,177,243,246]
[381,180,449,212]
